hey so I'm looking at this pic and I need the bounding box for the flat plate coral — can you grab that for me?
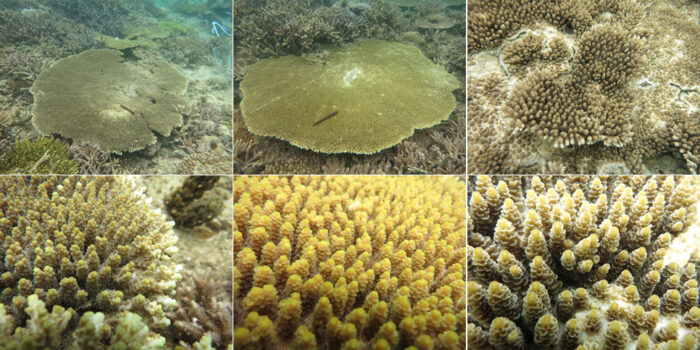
[239,40,459,154]
[415,13,456,29]
[30,49,188,153]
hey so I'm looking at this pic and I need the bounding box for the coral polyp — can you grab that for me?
[468,175,700,349]
[234,176,466,349]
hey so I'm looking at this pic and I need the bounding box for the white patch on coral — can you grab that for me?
[665,202,700,267]
[343,67,361,87]
[468,52,502,78]
[348,200,362,210]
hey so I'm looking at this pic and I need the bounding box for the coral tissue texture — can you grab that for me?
[234,176,466,349]
[0,176,180,346]
[468,0,700,174]
[468,175,700,349]
[239,40,459,154]
[30,49,188,154]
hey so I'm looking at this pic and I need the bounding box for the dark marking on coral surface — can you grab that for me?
[312,110,338,126]
[120,104,135,115]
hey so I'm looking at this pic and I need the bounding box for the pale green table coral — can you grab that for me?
[240,40,460,154]
[30,49,188,153]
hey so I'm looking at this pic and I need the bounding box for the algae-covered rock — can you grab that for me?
[239,40,459,154]
[30,49,188,153]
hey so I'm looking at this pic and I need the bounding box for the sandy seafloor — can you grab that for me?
[0,0,232,174]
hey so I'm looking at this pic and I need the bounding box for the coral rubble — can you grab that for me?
[234,176,466,349]
[468,175,700,349]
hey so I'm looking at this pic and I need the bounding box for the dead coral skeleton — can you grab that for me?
[167,271,232,349]
[234,139,264,174]
[69,141,116,174]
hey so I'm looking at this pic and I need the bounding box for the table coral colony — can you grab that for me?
[234,176,466,349]
[239,40,459,154]
[468,175,700,349]
[30,49,188,154]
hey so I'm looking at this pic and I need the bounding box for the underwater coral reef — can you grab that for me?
[234,175,466,348]
[234,0,465,174]
[468,0,700,174]
[468,175,700,349]
[0,175,233,348]
[0,0,232,174]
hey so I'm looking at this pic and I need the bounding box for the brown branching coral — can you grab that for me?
[572,24,643,91]
[469,0,700,174]
[503,67,635,149]
[234,176,466,349]
[0,110,14,160]
[167,271,232,349]
[235,0,365,59]
[165,176,231,240]
[468,175,700,349]
[500,33,570,76]
[0,176,181,344]
[468,0,641,53]
[362,0,410,40]
[0,8,102,57]
[0,48,49,101]
[69,142,116,174]
[502,24,640,149]
[671,112,700,174]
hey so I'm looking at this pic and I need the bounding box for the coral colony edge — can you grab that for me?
[468,175,700,349]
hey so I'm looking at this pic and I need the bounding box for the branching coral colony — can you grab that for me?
[0,176,183,347]
[468,0,700,174]
[467,175,700,349]
[234,176,466,349]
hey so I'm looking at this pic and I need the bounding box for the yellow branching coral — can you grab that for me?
[235,176,466,349]
[0,176,181,343]
[468,175,700,349]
